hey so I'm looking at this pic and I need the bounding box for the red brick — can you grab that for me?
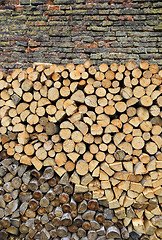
[118,16,124,20]
[15,6,24,11]
[45,0,53,5]
[9,0,19,5]
[26,47,40,53]
[49,6,59,10]
[126,16,133,21]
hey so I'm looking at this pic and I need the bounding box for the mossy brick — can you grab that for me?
[66,53,76,58]
[84,16,105,21]
[147,15,159,20]
[154,23,162,31]
[76,0,86,3]
[66,9,98,15]
[90,53,102,60]
[46,10,65,15]
[117,36,127,42]
[10,15,27,20]
[128,32,149,37]
[0,10,13,15]
[60,5,71,10]
[110,42,122,48]
[153,2,162,8]
[122,42,134,48]
[31,0,46,5]
[84,48,99,54]
[0,41,10,47]
[51,42,74,48]
[123,9,144,15]
[119,48,132,54]
[104,37,116,41]
[102,21,113,26]
[16,41,28,47]
[141,2,151,8]
[39,26,50,31]
[134,15,146,20]
[32,10,44,15]
[133,42,142,47]
[115,31,127,37]
[147,48,158,53]
[102,53,112,59]
[28,16,47,20]
[85,32,103,37]
[108,16,119,21]
[87,26,109,31]
[35,21,47,26]
[9,24,27,30]
[157,41,162,47]
[72,59,86,65]
[110,53,127,59]
[73,48,85,53]
[149,32,161,37]
[52,0,73,4]
[72,4,86,9]
[98,9,110,15]
[127,54,139,60]
[61,48,73,53]
[109,9,122,15]
[0,16,7,21]
[81,36,94,42]
[20,0,30,4]
[146,37,157,42]
[156,59,162,65]
[132,48,145,54]
[97,41,107,47]
[144,8,162,14]
[0,34,8,41]
[153,53,161,59]
[146,20,159,26]
[49,30,70,37]
[140,54,153,60]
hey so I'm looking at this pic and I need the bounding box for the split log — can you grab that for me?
[0,60,161,239]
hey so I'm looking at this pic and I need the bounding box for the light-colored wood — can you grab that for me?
[141,95,153,107]
[126,61,135,71]
[99,63,109,72]
[48,87,59,101]
[0,61,161,238]
[140,61,149,70]
[145,142,158,155]
[132,218,145,234]
[76,160,88,176]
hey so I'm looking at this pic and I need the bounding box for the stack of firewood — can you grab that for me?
[0,61,161,239]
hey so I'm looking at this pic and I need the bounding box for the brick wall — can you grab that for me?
[0,0,161,73]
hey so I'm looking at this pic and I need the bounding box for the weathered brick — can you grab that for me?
[154,22,162,31]
[31,0,46,5]
[53,0,73,4]
[87,26,109,31]
[147,48,158,53]
[20,0,30,4]
[102,21,113,26]
[0,0,161,73]
[132,48,145,54]
[90,53,102,60]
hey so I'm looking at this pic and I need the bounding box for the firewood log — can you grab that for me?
[0,60,161,239]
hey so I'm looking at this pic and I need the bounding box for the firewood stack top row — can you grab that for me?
[0,61,161,240]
